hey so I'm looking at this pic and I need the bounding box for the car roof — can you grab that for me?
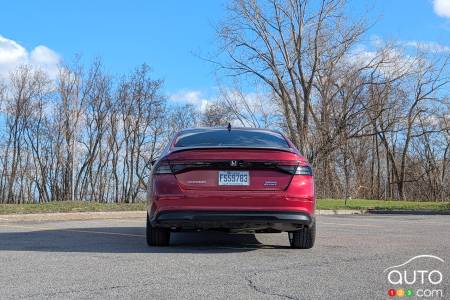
[178,127,284,136]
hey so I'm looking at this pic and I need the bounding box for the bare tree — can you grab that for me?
[218,0,366,155]
[216,0,450,201]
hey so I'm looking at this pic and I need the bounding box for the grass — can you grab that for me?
[0,201,146,215]
[317,199,450,211]
[0,199,449,215]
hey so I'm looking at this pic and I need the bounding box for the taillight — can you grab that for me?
[295,165,313,176]
[154,162,172,174]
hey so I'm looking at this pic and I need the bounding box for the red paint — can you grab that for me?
[147,130,315,219]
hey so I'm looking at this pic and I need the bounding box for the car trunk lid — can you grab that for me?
[166,149,303,191]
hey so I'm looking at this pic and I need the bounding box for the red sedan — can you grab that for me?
[146,127,315,249]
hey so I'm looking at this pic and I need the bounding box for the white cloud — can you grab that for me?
[400,40,450,53]
[348,43,418,79]
[434,0,450,19]
[349,44,377,65]
[349,37,450,79]
[0,35,61,79]
[169,90,210,112]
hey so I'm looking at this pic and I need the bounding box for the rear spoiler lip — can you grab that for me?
[168,146,298,155]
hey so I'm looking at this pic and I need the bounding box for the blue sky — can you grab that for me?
[1,0,450,106]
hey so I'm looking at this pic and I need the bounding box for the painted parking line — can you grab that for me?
[320,222,384,228]
[0,217,9,221]
[107,218,145,223]
[0,224,145,238]
[64,228,144,238]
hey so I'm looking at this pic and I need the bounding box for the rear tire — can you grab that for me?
[146,214,170,247]
[289,222,315,249]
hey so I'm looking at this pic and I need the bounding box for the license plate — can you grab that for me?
[218,171,250,186]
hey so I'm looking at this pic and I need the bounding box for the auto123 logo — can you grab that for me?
[384,255,445,298]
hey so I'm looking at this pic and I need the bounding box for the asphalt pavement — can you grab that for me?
[0,215,449,299]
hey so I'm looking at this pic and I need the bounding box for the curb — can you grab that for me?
[0,209,366,222]
[0,211,147,222]
[366,209,450,215]
[317,209,450,215]
[1,209,449,222]
[316,209,367,215]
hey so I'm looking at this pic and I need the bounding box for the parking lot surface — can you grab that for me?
[0,215,449,299]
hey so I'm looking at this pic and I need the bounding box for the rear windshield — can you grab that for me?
[174,129,290,149]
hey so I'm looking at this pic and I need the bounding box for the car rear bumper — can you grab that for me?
[150,210,314,232]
